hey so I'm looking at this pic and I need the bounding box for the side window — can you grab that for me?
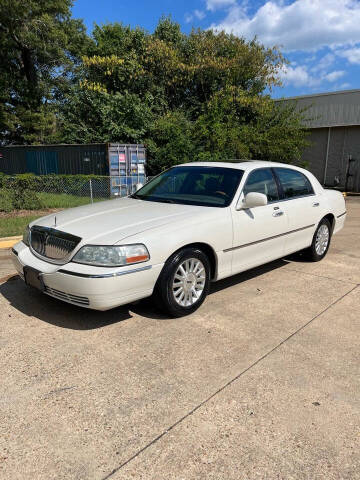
[274,168,314,199]
[243,168,279,202]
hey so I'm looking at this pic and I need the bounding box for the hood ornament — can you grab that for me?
[54,215,57,227]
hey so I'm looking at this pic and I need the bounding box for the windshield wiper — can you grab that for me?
[156,198,175,203]
[130,194,174,204]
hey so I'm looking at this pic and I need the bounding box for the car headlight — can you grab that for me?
[72,244,150,267]
[23,226,30,246]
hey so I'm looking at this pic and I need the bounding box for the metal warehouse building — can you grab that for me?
[279,89,360,192]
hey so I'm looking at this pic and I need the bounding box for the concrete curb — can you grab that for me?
[0,236,22,249]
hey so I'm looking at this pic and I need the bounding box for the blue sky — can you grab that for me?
[72,0,360,98]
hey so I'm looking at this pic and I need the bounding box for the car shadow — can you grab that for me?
[284,251,313,263]
[0,257,291,327]
[130,258,289,319]
[210,258,288,294]
[0,275,132,330]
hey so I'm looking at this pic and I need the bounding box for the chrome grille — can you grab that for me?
[30,226,81,261]
[44,286,90,306]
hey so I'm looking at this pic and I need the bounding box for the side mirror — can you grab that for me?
[242,192,268,209]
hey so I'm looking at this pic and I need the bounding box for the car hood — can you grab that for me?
[31,197,206,245]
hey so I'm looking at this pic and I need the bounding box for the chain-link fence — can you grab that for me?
[0,175,153,213]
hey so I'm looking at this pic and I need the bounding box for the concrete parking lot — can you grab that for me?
[0,198,359,480]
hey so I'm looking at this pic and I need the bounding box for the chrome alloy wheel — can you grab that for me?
[315,224,330,256]
[172,258,206,307]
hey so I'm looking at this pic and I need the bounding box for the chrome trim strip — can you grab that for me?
[57,265,152,278]
[337,211,346,218]
[224,224,316,252]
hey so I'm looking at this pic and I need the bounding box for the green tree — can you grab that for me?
[193,86,309,162]
[0,9,309,171]
[0,0,89,144]
[60,87,154,144]
[145,111,195,174]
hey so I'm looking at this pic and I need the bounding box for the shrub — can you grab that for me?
[0,174,109,211]
[0,189,15,212]
[13,190,43,210]
[2,174,43,211]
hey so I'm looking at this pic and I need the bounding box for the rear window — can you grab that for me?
[274,168,314,199]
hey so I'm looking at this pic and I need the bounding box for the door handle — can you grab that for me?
[313,202,320,207]
[272,211,284,217]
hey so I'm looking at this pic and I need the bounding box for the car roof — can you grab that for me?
[178,160,303,172]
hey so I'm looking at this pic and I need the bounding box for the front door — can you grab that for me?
[230,168,288,274]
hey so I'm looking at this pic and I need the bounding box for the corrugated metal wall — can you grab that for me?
[278,89,360,128]
[301,128,328,181]
[302,126,360,191]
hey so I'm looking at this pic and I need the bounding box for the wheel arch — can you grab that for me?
[167,242,218,280]
[321,213,335,234]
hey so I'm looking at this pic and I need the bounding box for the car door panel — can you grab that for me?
[278,197,320,254]
[230,168,288,274]
[230,204,288,273]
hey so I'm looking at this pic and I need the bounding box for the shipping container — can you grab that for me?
[107,144,146,196]
[0,143,147,195]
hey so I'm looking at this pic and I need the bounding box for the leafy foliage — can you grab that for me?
[0,174,42,210]
[0,7,309,172]
[0,0,89,144]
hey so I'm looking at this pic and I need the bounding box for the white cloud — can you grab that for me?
[210,0,360,52]
[312,53,335,73]
[206,0,236,12]
[280,64,346,87]
[195,9,206,20]
[279,65,316,87]
[324,70,345,82]
[338,47,360,64]
[185,9,206,23]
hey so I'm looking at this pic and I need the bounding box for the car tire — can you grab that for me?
[153,247,211,317]
[305,218,332,262]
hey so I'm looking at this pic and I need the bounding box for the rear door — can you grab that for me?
[272,167,320,254]
[230,168,288,274]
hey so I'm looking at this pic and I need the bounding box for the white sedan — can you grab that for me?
[12,161,346,317]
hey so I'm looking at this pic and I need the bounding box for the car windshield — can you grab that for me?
[131,166,244,207]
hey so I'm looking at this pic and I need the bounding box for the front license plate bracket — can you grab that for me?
[23,266,45,291]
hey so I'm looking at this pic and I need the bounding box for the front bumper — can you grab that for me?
[11,242,163,311]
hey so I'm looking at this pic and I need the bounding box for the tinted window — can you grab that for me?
[243,168,279,202]
[274,168,314,199]
[133,166,244,207]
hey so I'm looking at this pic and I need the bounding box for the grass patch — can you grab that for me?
[37,192,96,209]
[38,192,106,208]
[0,215,42,238]
[0,188,107,211]
[0,192,108,237]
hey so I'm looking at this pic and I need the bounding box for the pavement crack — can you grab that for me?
[43,386,76,398]
[101,284,359,480]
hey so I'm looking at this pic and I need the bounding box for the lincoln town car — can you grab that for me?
[12,161,346,317]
